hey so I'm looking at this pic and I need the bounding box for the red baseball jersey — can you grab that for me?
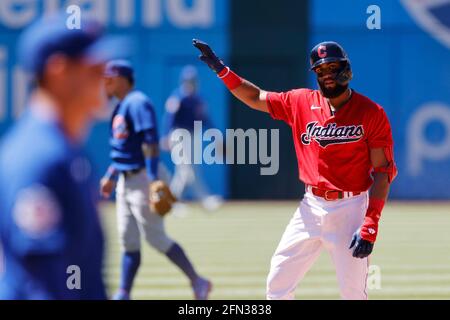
[267,89,394,192]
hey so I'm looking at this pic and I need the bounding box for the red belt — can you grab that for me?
[306,185,361,201]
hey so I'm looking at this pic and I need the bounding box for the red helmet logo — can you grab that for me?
[318,45,327,58]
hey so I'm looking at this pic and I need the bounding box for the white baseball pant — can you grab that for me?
[115,170,174,253]
[266,191,370,300]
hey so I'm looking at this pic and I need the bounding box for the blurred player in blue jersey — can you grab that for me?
[161,65,223,212]
[0,13,121,299]
[100,60,212,300]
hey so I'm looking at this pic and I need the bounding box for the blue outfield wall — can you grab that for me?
[0,0,230,198]
[1,1,449,200]
[310,0,450,199]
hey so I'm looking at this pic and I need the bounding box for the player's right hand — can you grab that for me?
[100,177,116,199]
[192,39,226,74]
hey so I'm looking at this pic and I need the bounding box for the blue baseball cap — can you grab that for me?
[104,60,134,82]
[18,12,127,78]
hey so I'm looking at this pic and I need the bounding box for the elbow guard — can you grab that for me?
[373,146,398,183]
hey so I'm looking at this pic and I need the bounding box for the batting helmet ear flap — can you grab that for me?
[335,61,353,85]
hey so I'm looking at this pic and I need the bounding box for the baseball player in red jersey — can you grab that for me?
[193,39,398,300]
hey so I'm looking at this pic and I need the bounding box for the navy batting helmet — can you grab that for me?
[310,41,352,85]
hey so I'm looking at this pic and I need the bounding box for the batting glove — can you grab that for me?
[349,228,374,259]
[193,39,226,74]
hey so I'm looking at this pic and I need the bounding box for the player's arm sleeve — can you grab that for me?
[129,99,158,133]
[266,90,297,126]
[9,183,66,256]
[103,163,119,181]
[367,108,393,148]
[22,254,71,299]
[8,164,74,299]
[367,108,398,183]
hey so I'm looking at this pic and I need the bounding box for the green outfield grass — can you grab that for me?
[100,201,450,300]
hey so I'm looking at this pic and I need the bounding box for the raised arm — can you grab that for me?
[193,39,269,113]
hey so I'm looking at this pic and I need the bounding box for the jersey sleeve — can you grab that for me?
[128,99,158,133]
[9,169,66,257]
[367,107,394,148]
[266,89,305,126]
[142,128,159,145]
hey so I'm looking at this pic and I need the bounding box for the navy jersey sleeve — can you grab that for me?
[128,97,158,133]
[8,164,66,258]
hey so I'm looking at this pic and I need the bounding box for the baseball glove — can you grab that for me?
[149,180,177,216]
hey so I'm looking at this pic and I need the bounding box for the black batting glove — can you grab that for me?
[192,39,226,74]
[349,228,374,259]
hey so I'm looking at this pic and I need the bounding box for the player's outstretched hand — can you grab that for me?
[192,39,226,74]
[349,228,374,259]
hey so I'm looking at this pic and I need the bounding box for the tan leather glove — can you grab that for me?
[149,180,177,216]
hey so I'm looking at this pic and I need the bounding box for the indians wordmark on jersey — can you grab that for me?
[267,88,394,191]
[301,121,364,147]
